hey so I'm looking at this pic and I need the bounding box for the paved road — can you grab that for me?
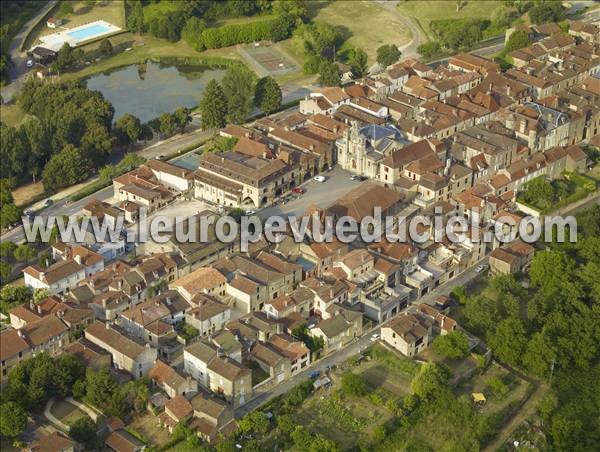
[235,253,489,418]
[373,0,425,59]
[235,326,380,418]
[0,129,213,244]
[1,1,58,103]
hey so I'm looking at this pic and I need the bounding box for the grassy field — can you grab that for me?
[11,182,45,207]
[50,399,90,426]
[129,413,170,447]
[306,1,412,61]
[24,0,126,50]
[396,0,505,40]
[0,103,28,127]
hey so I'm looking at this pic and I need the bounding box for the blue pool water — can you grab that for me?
[67,23,111,41]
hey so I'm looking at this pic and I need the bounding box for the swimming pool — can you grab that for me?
[66,23,112,41]
[36,20,121,51]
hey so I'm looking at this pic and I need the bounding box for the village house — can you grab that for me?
[23,259,86,295]
[381,313,433,357]
[489,239,535,275]
[299,87,351,115]
[149,359,198,398]
[183,341,252,406]
[309,305,362,354]
[171,267,228,302]
[51,243,105,277]
[264,287,313,320]
[85,322,157,379]
[184,294,231,337]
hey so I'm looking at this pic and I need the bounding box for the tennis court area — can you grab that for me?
[237,42,296,76]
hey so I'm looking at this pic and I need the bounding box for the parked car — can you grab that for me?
[291,187,306,194]
[44,199,53,208]
[309,370,321,379]
[244,210,256,216]
[313,175,326,183]
[370,333,380,342]
[26,59,34,68]
[474,264,488,273]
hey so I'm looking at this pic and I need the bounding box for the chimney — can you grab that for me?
[105,322,110,330]
[37,304,42,314]
[17,330,25,338]
[74,254,82,264]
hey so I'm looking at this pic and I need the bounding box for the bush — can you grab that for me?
[341,373,368,397]
[197,14,295,50]
[417,41,442,59]
[285,380,313,406]
[487,376,510,398]
[432,331,470,359]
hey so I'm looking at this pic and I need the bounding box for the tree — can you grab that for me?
[347,47,368,77]
[239,411,270,435]
[69,417,98,449]
[173,107,192,134]
[528,1,565,24]
[277,413,295,434]
[182,17,207,51]
[85,368,116,408]
[0,241,16,260]
[417,41,442,59]
[491,6,512,27]
[0,285,32,313]
[99,38,113,55]
[42,144,91,191]
[199,80,228,130]
[254,76,282,114]
[127,0,145,34]
[0,402,27,438]
[505,29,531,53]
[411,363,449,399]
[376,44,402,68]
[114,113,142,147]
[158,112,178,137]
[318,61,341,87]
[33,288,51,304]
[13,243,36,264]
[52,42,76,72]
[222,66,255,124]
[489,316,527,366]
[432,331,469,359]
[0,262,11,282]
[341,373,367,396]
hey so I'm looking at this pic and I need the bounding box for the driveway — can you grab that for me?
[1,1,58,103]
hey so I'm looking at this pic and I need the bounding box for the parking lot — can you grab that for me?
[259,167,362,219]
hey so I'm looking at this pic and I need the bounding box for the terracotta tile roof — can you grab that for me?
[173,267,227,295]
[150,359,187,388]
[20,316,68,348]
[327,182,403,221]
[384,313,432,343]
[85,322,146,360]
[28,432,75,452]
[23,259,84,285]
[314,86,350,104]
[234,136,273,159]
[0,328,29,360]
[251,342,286,367]
[268,333,309,360]
[186,297,229,321]
[208,356,251,381]
[105,429,145,452]
[190,393,228,419]
[185,341,217,363]
[165,394,193,421]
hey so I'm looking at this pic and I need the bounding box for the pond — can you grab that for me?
[85,61,225,123]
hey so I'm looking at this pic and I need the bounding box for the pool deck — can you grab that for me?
[36,20,121,51]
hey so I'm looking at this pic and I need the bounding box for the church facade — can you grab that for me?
[336,122,409,179]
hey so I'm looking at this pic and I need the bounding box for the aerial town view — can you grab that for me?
[0,0,599,451]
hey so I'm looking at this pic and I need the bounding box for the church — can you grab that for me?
[336,122,410,179]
